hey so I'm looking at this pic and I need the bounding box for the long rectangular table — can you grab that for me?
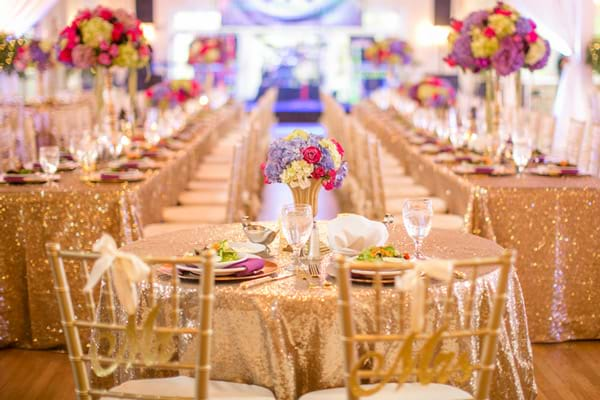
[354,100,600,342]
[0,104,241,348]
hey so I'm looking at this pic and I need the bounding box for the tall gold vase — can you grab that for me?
[288,179,321,217]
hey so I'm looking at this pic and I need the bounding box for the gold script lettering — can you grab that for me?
[90,305,176,376]
[349,328,477,396]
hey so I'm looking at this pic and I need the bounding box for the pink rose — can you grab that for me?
[109,44,119,57]
[323,169,336,191]
[330,138,344,157]
[302,146,322,164]
[113,9,138,30]
[97,52,111,66]
[112,22,124,42]
[71,45,95,68]
[311,166,325,179]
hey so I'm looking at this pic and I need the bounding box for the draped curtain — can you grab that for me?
[0,0,58,35]
[512,0,595,158]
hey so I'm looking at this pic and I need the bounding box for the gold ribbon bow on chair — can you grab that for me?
[395,260,453,333]
[84,234,150,315]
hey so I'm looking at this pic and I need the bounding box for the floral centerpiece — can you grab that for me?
[408,77,456,108]
[365,38,412,65]
[145,79,201,110]
[444,1,550,75]
[587,38,600,74]
[188,37,223,64]
[13,39,54,73]
[0,33,25,74]
[57,6,150,70]
[262,129,348,216]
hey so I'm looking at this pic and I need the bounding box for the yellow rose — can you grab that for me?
[284,129,310,141]
[470,28,499,58]
[487,14,516,39]
[79,17,113,48]
[525,38,546,65]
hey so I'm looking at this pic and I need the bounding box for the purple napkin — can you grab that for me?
[438,145,453,153]
[455,155,472,162]
[120,162,139,169]
[474,166,495,174]
[226,258,265,277]
[60,153,74,161]
[4,176,26,183]
[100,173,121,180]
[560,168,579,175]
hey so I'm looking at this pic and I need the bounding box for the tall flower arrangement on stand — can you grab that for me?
[188,37,224,64]
[57,6,151,129]
[444,1,550,75]
[262,129,348,216]
[409,77,456,109]
[145,80,201,110]
[365,38,412,89]
[13,39,54,73]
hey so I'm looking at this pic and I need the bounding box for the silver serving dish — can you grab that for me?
[241,216,278,254]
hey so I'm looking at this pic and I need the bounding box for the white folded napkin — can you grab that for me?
[327,214,389,256]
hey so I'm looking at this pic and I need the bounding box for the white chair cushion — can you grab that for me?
[385,184,430,198]
[163,205,226,224]
[299,382,472,400]
[432,214,464,231]
[143,223,199,238]
[104,376,275,399]
[385,197,448,214]
[179,190,229,206]
[188,180,230,191]
[382,175,415,186]
[195,166,231,181]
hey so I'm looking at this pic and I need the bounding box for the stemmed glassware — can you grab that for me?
[281,204,313,272]
[39,146,59,178]
[73,135,98,177]
[512,138,532,176]
[402,199,433,260]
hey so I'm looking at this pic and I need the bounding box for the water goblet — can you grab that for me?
[39,146,59,177]
[512,138,532,176]
[402,198,433,260]
[281,204,314,273]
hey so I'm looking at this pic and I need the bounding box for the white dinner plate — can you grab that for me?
[229,242,267,254]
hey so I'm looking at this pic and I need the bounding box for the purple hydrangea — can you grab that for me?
[515,17,533,35]
[463,10,489,32]
[451,33,478,71]
[262,132,347,191]
[527,39,550,70]
[29,40,53,71]
[491,36,525,76]
[388,40,412,65]
[334,161,348,189]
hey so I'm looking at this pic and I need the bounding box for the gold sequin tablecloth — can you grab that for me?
[354,101,600,342]
[0,105,241,348]
[120,223,536,400]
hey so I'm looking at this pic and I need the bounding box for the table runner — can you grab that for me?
[0,104,241,348]
[119,222,536,400]
[354,100,600,342]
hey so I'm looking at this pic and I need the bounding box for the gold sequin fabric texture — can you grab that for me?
[0,105,241,348]
[353,101,600,342]
[119,222,536,400]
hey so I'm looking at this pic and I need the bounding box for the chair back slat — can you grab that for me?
[335,250,515,400]
[46,243,216,400]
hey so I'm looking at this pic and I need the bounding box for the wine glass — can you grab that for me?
[74,137,98,177]
[402,199,433,260]
[39,146,59,177]
[281,204,314,272]
[512,138,532,176]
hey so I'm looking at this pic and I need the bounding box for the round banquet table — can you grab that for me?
[121,222,536,400]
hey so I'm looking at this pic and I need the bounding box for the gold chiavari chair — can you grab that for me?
[46,242,275,400]
[586,123,600,177]
[300,250,515,400]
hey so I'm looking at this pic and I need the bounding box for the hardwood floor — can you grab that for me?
[1,342,599,399]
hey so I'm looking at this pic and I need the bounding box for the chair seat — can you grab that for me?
[143,223,200,238]
[298,382,472,400]
[382,175,415,186]
[195,166,231,181]
[432,214,464,231]
[188,180,230,191]
[385,184,430,198]
[179,190,229,206]
[104,376,275,399]
[163,205,227,224]
[204,154,233,164]
[385,196,448,214]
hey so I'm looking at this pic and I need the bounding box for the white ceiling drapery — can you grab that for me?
[512,0,595,158]
[0,0,58,36]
